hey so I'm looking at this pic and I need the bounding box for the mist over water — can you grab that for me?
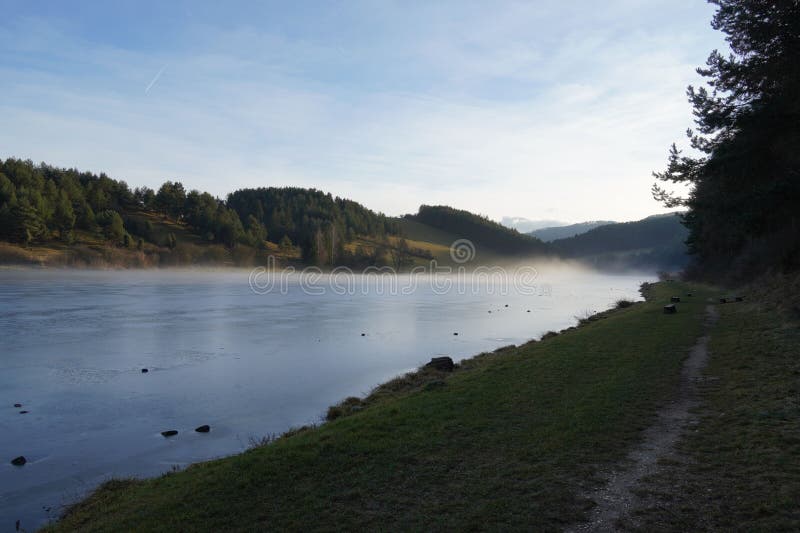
[0,267,651,529]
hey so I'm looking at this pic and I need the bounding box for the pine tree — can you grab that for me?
[653,0,800,275]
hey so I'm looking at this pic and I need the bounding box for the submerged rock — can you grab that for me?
[19,411,28,414]
[13,403,21,408]
[141,368,149,373]
[426,356,455,372]
[11,456,26,466]
[161,430,178,438]
[195,425,211,433]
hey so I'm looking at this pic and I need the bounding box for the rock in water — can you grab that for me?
[195,425,211,433]
[426,356,455,372]
[161,430,178,438]
[13,403,21,408]
[141,368,149,373]
[11,456,26,466]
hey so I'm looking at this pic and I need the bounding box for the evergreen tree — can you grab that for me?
[653,0,800,276]
[53,190,76,241]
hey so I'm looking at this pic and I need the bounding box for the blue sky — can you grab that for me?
[0,1,726,222]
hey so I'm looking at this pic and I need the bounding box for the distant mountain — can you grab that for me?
[529,221,616,242]
[405,206,551,259]
[500,216,567,233]
[550,213,689,272]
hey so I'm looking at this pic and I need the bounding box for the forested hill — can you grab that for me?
[227,188,399,264]
[529,220,616,242]
[550,213,688,271]
[405,205,551,256]
[0,158,400,267]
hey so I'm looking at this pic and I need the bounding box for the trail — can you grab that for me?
[568,304,719,532]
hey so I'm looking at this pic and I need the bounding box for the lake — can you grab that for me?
[0,267,650,530]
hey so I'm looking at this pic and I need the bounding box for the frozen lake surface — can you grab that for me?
[0,267,651,529]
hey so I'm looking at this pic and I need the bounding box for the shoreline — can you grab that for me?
[41,280,704,531]
[3,274,648,531]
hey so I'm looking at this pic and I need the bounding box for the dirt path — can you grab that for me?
[568,304,719,532]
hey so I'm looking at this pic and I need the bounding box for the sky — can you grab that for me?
[0,1,727,223]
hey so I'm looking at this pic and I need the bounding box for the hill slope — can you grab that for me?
[0,158,409,268]
[404,205,551,260]
[550,213,688,271]
[529,220,616,242]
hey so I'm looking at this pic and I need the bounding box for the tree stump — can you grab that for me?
[425,356,455,372]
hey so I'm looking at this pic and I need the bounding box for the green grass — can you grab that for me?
[626,294,800,531]
[47,282,716,532]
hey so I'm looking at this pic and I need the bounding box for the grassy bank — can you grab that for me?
[48,282,715,531]
[625,290,800,530]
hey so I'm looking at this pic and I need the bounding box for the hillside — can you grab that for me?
[0,158,413,268]
[550,213,688,271]
[529,220,616,242]
[0,159,563,270]
[404,205,551,260]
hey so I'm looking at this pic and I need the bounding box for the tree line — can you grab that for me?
[653,0,800,279]
[0,158,400,265]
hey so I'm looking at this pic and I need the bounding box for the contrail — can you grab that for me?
[145,65,167,94]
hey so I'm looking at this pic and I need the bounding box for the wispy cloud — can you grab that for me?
[0,1,725,222]
[144,65,166,94]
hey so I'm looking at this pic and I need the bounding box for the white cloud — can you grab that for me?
[0,1,725,222]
